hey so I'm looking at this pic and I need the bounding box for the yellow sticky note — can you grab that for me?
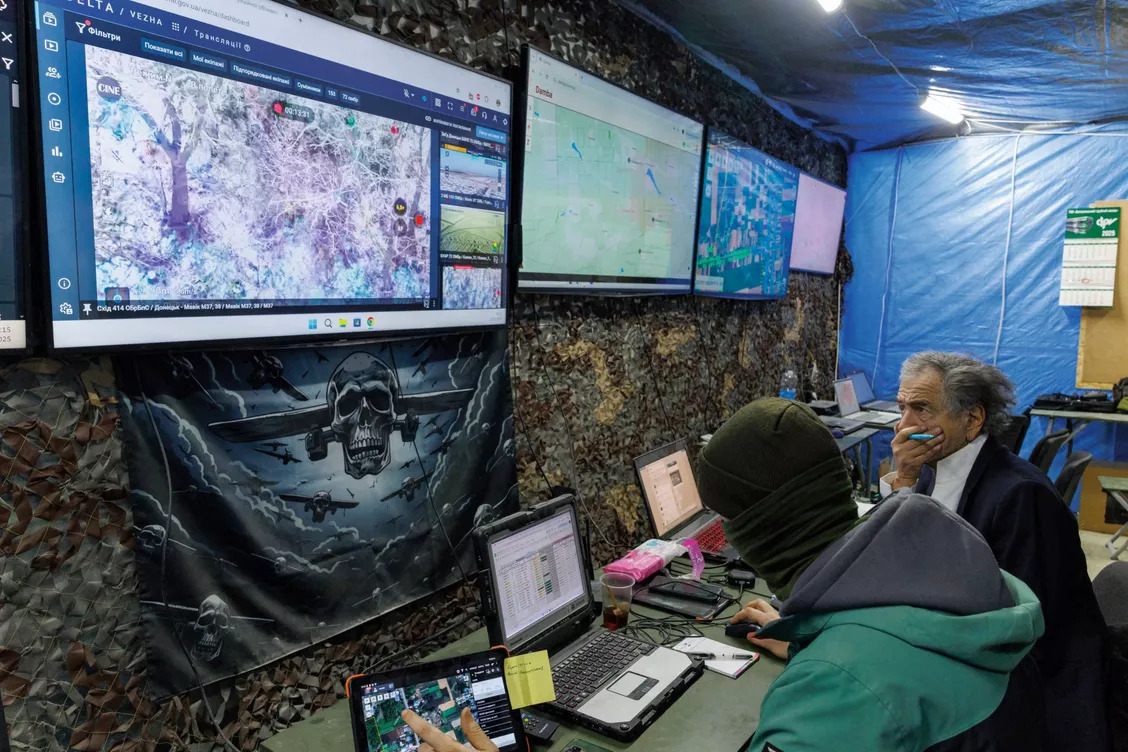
[503,651,556,709]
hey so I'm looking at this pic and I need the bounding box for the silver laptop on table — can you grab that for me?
[834,377,900,426]
[847,371,900,412]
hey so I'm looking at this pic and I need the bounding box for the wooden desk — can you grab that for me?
[263,586,784,752]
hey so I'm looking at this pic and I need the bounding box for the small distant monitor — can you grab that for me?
[848,371,877,405]
[693,129,797,300]
[790,173,846,275]
[633,440,704,538]
[834,378,861,417]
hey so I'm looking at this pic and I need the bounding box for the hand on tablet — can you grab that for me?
[402,708,498,752]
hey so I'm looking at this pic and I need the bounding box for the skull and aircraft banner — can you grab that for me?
[117,331,517,698]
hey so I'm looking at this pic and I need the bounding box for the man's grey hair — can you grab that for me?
[900,352,1016,435]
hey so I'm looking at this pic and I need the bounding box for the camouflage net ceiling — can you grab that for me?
[0,0,848,749]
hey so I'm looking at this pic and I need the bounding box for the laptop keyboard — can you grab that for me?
[552,630,656,710]
[695,518,728,554]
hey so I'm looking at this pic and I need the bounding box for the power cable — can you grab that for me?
[528,298,615,549]
[841,12,920,97]
[691,295,717,433]
[508,313,556,495]
[386,344,471,587]
[136,361,241,752]
[631,299,675,436]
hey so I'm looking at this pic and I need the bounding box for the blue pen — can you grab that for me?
[909,433,935,441]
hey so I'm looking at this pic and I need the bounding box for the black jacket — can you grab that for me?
[916,435,1110,751]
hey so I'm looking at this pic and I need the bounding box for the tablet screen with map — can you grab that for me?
[519,48,704,295]
[348,649,523,752]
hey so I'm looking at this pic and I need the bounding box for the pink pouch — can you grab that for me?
[603,547,666,582]
[604,539,705,581]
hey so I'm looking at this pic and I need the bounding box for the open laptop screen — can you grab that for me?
[834,378,862,417]
[486,506,589,645]
[635,443,704,537]
[849,372,877,405]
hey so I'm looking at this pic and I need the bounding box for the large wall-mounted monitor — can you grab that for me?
[518,48,704,295]
[790,172,846,275]
[30,0,512,350]
[0,0,28,350]
[693,129,797,300]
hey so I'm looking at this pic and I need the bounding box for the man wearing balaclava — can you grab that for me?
[696,398,1046,752]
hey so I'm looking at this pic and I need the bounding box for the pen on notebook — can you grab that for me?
[909,433,935,441]
[686,651,756,661]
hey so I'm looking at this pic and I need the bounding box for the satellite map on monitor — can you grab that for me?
[694,131,798,299]
[518,49,703,293]
[85,47,433,304]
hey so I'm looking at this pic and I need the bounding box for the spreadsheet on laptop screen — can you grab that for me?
[488,509,587,643]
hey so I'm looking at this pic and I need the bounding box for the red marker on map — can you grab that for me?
[390,125,400,135]
[414,214,425,227]
[272,101,284,115]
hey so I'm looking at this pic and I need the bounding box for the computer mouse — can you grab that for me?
[725,622,761,638]
[831,429,845,438]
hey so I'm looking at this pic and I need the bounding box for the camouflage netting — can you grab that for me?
[0,0,848,749]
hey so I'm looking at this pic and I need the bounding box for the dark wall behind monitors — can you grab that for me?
[518,48,704,295]
[790,172,846,275]
[30,0,512,350]
[0,0,27,349]
[693,129,797,300]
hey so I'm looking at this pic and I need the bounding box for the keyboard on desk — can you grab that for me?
[695,518,729,554]
[551,630,656,710]
[819,415,864,434]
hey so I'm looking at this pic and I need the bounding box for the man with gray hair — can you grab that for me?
[882,351,1108,751]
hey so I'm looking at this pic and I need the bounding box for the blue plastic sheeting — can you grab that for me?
[841,132,1128,508]
[629,0,1128,150]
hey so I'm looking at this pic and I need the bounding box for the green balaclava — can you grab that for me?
[696,398,858,599]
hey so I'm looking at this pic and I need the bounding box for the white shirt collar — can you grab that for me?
[931,434,988,513]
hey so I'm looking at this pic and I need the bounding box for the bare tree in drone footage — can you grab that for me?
[84,46,431,302]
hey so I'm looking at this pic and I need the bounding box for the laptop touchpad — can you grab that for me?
[607,672,657,700]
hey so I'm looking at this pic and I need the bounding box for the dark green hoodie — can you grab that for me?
[748,492,1045,751]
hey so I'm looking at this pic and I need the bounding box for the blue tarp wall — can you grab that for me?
[841,133,1128,508]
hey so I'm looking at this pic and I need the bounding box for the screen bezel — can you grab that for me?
[515,44,705,298]
[848,371,877,405]
[789,170,845,276]
[834,377,861,416]
[346,648,527,752]
[27,0,515,354]
[632,437,705,538]
[690,125,795,302]
[0,0,32,353]
[484,501,592,649]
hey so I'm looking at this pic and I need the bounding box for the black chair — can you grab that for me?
[995,412,1031,454]
[1094,562,1128,626]
[1028,429,1071,474]
[1093,563,1128,750]
[1054,451,1092,508]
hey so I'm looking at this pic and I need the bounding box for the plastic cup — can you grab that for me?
[600,573,635,630]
